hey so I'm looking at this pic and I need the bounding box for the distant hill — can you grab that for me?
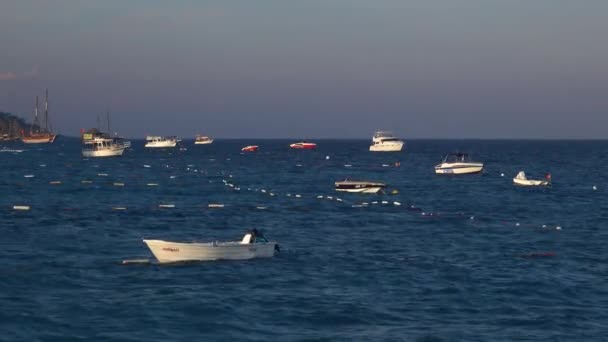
[0,112,34,140]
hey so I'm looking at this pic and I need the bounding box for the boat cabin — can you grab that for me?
[442,153,473,164]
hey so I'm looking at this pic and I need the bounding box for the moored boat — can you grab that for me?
[369,131,404,152]
[143,229,279,263]
[290,141,316,149]
[513,171,551,186]
[21,90,57,144]
[241,145,259,152]
[335,179,386,193]
[145,136,177,148]
[194,135,214,145]
[435,153,484,175]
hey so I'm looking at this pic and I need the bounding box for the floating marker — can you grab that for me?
[143,165,151,168]
[113,182,125,187]
[295,194,302,198]
[515,222,520,226]
[336,198,343,202]
[372,201,378,204]
[169,176,177,179]
[269,193,275,196]
[382,164,390,167]
[317,195,323,199]
[325,155,330,160]
[98,173,108,177]
[501,173,505,177]
[147,183,159,186]
[394,201,401,206]
[381,201,388,204]
[49,181,62,185]
[556,226,562,230]
[256,206,267,210]
[261,189,267,193]
[24,174,34,178]
[344,164,352,167]
[13,205,30,211]
[112,207,127,210]
[208,204,224,208]
[159,204,175,208]
[327,196,333,200]
[593,185,597,190]
[81,180,93,184]
[40,164,46,167]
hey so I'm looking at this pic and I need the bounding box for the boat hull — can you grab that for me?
[290,143,316,149]
[435,163,483,175]
[369,141,403,152]
[145,141,177,148]
[21,134,57,144]
[513,178,549,186]
[336,187,383,194]
[143,239,277,263]
[82,147,125,157]
[194,140,214,145]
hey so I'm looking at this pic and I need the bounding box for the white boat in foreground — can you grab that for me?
[335,180,386,193]
[435,153,484,174]
[143,230,279,263]
[513,171,551,187]
[369,131,404,152]
[82,133,130,157]
[145,136,177,148]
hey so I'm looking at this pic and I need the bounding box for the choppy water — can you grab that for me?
[1,138,607,341]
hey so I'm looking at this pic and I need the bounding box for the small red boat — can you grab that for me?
[290,141,316,149]
[241,145,259,152]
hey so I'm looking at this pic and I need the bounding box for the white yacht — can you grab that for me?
[369,131,404,152]
[435,153,484,175]
[82,134,130,157]
[194,135,214,145]
[335,180,387,193]
[143,229,278,263]
[145,136,177,148]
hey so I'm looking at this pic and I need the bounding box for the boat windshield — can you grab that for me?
[444,153,470,163]
[374,131,395,138]
[380,138,401,142]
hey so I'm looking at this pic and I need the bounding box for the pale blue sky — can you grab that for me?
[1,1,607,138]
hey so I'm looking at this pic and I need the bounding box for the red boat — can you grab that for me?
[241,145,259,152]
[290,141,317,149]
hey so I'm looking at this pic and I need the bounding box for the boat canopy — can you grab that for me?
[515,171,527,180]
[374,131,396,138]
[443,153,472,163]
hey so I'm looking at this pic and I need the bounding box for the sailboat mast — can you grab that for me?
[44,89,49,131]
[107,111,110,133]
[33,96,39,133]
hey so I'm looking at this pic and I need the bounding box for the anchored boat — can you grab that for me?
[513,171,551,186]
[145,136,177,148]
[241,145,259,152]
[194,135,214,145]
[143,230,279,263]
[21,90,57,144]
[335,180,386,193]
[290,141,316,149]
[435,153,484,175]
[369,131,404,152]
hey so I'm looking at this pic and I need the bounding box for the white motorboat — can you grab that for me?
[194,135,214,145]
[145,136,177,148]
[82,135,129,157]
[369,131,404,152]
[513,171,551,186]
[143,230,278,263]
[335,180,386,193]
[435,153,484,174]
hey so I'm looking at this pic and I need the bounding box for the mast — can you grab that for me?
[44,89,49,132]
[106,110,110,133]
[32,96,40,134]
[97,113,100,130]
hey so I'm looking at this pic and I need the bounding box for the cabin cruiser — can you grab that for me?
[143,229,279,263]
[241,145,259,152]
[194,135,214,145]
[435,153,484,174]
[290,141,316,149]
[513,171,551,186]
[369,131,404,152]
[335,180,386,193]
[145,136,177,148]
[82,135,130,157]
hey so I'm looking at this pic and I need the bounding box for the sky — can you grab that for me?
[1,0,607,139]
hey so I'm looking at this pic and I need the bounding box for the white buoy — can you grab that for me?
[113,182,125,187]
[344,164,352,167]
[159,204,175,208]
[593,185,597,190]
[336,198,343,202]
[112,207,127,210]
[295,194,302,198]
[515,222,520,226]
[143,165,151,168]
[556,226,562,230]
[97,173,108,177]
[49,181,62,185]
[81,180,93,184]
[24,174,34,178]
[317,195,323,199]
[13,205,30,211]
[500,173,505,177]
[169,175,177,179]
[325,155,330,160]
[394,201,401,206]
[381,201,388,204]
[208,204,224,208]
[147,183,159,186]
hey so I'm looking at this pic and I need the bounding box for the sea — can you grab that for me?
[1,138,607,341]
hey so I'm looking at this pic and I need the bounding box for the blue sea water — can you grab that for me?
[1,138,607,341]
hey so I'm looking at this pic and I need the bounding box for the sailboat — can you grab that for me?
[21,89,57,144]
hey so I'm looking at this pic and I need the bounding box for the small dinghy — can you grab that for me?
[143,229,279,263]
[513,171,551,186]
